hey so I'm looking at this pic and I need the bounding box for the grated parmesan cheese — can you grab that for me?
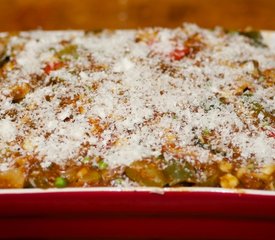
[0,119,17,142]
[0,24,274,174]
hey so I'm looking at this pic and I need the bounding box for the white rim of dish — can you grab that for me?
[0,187,274,196]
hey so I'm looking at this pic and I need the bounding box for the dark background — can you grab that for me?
[0,0,274,31]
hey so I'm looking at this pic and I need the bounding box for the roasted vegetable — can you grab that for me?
[125,160,167,187]
[239,30,267,47]
[163,161,196,186]
[0,169,25,188]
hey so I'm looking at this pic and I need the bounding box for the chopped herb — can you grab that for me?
[54,177,67,188]
[98,160,108,170]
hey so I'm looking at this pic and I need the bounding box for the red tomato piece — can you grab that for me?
[170,48,190,61]
[267,131,275,138]
[43,62,64,75]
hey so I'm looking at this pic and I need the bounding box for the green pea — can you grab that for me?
[54,177,67,188]
[82,156,91,163]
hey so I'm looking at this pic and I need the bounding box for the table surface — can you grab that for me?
[0,0,274,31]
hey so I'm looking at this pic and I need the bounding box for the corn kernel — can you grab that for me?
[219,161,232,173]
[220,173,239,189]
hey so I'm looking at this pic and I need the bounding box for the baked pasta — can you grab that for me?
[0,24,274,189]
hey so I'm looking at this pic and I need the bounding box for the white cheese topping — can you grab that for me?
[0,119,17,142]
[0,24,274,171]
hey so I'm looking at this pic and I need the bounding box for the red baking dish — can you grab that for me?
[0,31,275,240]
[0,187,275,239]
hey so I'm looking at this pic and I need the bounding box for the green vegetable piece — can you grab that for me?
[163,161,195,186]
[125,160,167,187]
[239,30,267,47]
[98,160,108,170]
[54,177,67,188]
[81,170,100,184]
[82,156,91,163]
[56,45,78,59]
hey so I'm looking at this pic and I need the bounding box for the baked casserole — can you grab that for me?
[0,24,274,189]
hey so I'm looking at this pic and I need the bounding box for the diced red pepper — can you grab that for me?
[43,62,64,75]
[267,131,275,138]
[169,48,190,61]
